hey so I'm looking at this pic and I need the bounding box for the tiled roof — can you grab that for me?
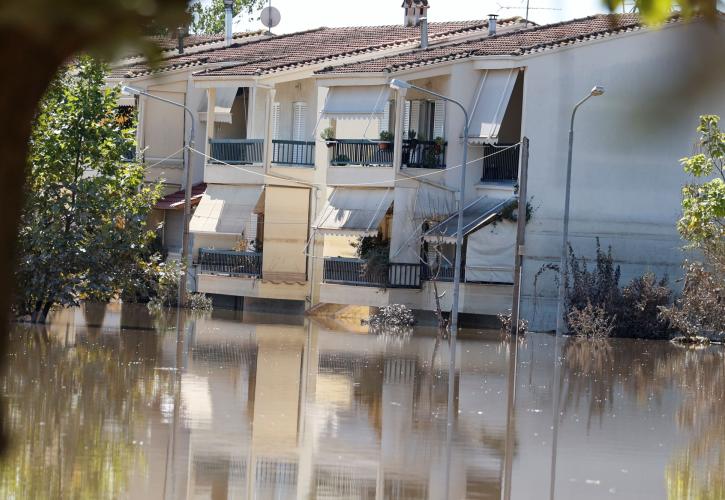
[315,14,675,74]
[111,18,524,79]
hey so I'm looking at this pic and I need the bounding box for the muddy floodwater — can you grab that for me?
[1,304,722,499]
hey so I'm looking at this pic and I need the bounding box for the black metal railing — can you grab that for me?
[272,140,315,167]
[198,248,262,277]
[209,139,264,165]
[322,258,421,288]
[402,139,447,169]
[481,143,520,182]
[329,140,393,167]
[421,264,458,282]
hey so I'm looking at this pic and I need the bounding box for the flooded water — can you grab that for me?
[1,304,723,499]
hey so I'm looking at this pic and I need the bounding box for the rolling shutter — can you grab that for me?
[433,100,446,139]
[271,102,281,140]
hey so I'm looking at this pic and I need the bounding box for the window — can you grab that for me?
[403,99,445,141]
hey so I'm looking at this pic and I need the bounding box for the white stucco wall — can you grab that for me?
[517,20,725,330]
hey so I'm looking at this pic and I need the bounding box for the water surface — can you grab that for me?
[1,304,722,499]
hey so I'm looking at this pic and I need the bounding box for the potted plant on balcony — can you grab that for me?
[321,127,336,147]
[379,130,394,151]
[433,136,445,154]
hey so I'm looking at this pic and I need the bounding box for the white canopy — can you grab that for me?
[198,87,238,124]
[465,220,516,284]
[412,184,456,222]
[189,185,263,235]
[423,196,515,244]
[467,69,519,144]
[313,188,393,236]
[321,85,391,120]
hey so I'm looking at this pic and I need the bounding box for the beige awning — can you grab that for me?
[321,85,390,120]
[313,188,393,236]
[189,184,263,236]
[198,87,238,124]
[467,69,519,144]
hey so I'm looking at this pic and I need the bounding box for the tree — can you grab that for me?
[677,115,725,267]
[189,0,265,35]
[14,58,161,323]
[603,0,719,23]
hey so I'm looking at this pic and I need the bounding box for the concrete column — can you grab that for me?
[204,88,216,158]
[263,87,276,170]
[392,88,407,172]
[247,85,257,139]
[389,185,421,264]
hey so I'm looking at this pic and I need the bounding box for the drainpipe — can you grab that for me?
[420,17,429,49]
[223,0,233,46]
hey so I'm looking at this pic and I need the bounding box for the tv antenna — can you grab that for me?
[260,1,281,35]
[496,0,562,26]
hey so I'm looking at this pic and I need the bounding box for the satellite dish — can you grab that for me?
[260,6,281,29]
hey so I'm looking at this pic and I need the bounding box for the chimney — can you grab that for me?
[488,14,498,36]
[402,0,429,27]
[177,26,186,54]
[223,0,233,46]
[420,17,428,49]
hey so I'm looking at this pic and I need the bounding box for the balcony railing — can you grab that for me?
[402,139,447,169]
[198,248,262,277]
[329,140,393,167]
[322,258,421,288]
[481,143,520,182]
[421,264,459,282]
[272,140,315,167]
[209,139,264,165]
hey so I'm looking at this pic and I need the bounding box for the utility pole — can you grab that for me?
[510,137,529,337]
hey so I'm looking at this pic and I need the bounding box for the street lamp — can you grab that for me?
[554,85,605,336]
[122,84,196,308]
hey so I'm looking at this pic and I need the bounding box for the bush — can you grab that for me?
[188,293,213,312]
[498,311,529,336]
[564,240,672,339]
[660,262,725,340]
[567,302,616,339]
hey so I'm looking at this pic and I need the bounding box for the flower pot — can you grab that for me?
[379,142,390,151]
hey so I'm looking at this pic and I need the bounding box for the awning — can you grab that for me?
[198,87,238,124]
[467,69,519,144]
[117,96,136,107]
[313,188,393,236]
[189,184,264,235]
[154,183,206,210]
[321,85,390,120]
[423,196,516,243]
[412,184,456,222]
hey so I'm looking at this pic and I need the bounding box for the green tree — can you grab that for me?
[189,0,265,35]
[604,0,719,23]
[678,115,725,267]
[14,58,161,323]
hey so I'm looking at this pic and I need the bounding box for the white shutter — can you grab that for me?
[292,101,307,163]
[379,100,391,133]
[433,99,446,139]
[402,101,411,139]
[409,101,421,138]
[271,102,281,140]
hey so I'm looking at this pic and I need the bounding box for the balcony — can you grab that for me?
[272,140,315,167]
[323,257,422,288]
[480,143,520,183]
[402,139,447,169]
[329,140,393,167]
[209,139,264,165]
[198,248,262,277]
[421,264,459,282]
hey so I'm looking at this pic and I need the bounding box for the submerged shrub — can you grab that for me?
[660,262,725,340]
[188,293,213,312]
[567,302,616,339]
[498,311,529,336]
[618,273,673,339]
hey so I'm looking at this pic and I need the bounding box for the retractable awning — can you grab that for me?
[189,184,263,235]
[198,87,238,124]
[154,183,207,210]
[413,184,456,222]
[321,85,390,120]
[313,188,393,236]
[467,69,519,144]
[423,196,516,243]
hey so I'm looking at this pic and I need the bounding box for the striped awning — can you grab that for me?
[189,185,263,236]
[313,188,393,236]
[467,69,519,144]
[423,196,516,243]
[321,85,390,120]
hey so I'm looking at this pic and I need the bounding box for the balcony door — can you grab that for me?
[291,101,307,164]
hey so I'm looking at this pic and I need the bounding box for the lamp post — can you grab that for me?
[122,85,196,308]
[554,85,605,336]
[390,78,468,499]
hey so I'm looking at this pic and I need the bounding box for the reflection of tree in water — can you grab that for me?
[0,325,174,499]
[560,338,725,498]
